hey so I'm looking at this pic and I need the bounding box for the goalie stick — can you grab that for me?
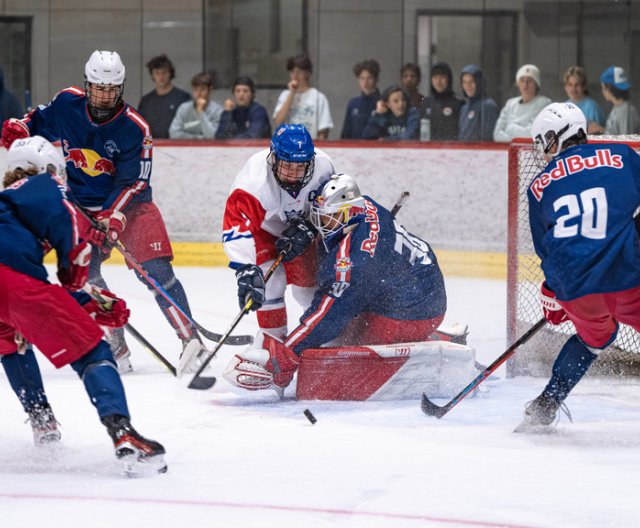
[421,318,546,418]
[77,206,253,346]
[188,252,286,390]
[188,189,412,391]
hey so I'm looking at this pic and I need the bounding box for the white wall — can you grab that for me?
[151,143,509,252]
[0,143,509,252]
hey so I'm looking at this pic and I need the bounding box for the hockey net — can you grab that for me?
[506,136,640,377]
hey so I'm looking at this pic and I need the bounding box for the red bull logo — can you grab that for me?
[63,140,115,177]
[360,200,380,257]
[530,148,623,201]
[334,257,352,273]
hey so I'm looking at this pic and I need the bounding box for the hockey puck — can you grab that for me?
[303,408,317,425]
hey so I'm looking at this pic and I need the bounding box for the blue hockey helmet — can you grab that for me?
[269,124,315,194]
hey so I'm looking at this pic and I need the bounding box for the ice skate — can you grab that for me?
[178,337,209,377]
[27,403,61,446]
[106,329,133,374]
[436,323,470,345]
[102,414,167,477]
[514,393,571,433]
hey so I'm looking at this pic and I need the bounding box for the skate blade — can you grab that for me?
[513,421,557,434]
[121,453,168,478]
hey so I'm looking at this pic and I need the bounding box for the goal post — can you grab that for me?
[506,136,640,377]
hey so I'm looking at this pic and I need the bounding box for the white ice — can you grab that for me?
[1,266,639,528]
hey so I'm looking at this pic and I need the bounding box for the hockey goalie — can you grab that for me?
[224,173,478,400]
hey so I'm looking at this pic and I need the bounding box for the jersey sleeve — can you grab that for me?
[284,232,362,354]
[22,89,78,142]
[102,108,152,213]
[222,188,275,269]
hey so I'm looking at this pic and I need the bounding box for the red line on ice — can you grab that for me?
[0,492,542,527]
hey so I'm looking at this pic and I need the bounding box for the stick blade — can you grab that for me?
[421,393,448,418]
[188,375,217,390]
[226,334,254,346]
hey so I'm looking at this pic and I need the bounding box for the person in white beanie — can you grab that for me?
[493,64,551,142]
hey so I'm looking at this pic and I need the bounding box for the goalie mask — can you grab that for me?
[310,173,366,241]
[531,102,587,167]
[84,50,126,122]
[268,124,315,195]
[6,135,66,180]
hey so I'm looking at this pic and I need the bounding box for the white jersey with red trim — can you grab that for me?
[222,147,335,268]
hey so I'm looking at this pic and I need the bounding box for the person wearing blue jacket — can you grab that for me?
[0,66,22,122]
[362,85,419,141]
[341,59,381,139]
[458,64,498,142]
[215,76,271,139]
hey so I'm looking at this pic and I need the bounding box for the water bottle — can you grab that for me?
[420,118,431,141]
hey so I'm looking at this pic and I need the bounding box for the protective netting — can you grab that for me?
[506,136,640,377]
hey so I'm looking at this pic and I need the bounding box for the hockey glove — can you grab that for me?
[1,118,29,149]
[57,240,92,291]
[236,264,266,311]
[88,209,126,254]
[83,287,130,328]
[540,282,569,325]
[275,218,316,262]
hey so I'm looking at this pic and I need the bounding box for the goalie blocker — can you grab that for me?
[224,331,479,401]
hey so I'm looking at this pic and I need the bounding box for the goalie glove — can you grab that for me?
[275,218,316,262]
[83,286,130,328]
[540,282,569,325]
[88,209,126,254]
[1,118,29,149]
[57,240,92,291]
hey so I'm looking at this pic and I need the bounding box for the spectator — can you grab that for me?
[599,66,640,135]
[563,66,605,135]
[273,54,333,139]
[0,66,23,122]
[400,63,425,110]
[215,76,271,139]
[420,62,463,141]
[362,84,419,140]
[169,72,222,139]
[493,64,552,142]
[137,54,190,139]
[458,64,499,142]
[341,59,381,139]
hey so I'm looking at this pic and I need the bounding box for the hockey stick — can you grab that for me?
[124,324,177,376]
[421,318,546,418]
[390,191,410,217]
[76,206,252,346]
[188,252,286,390]
[84,285,177,376]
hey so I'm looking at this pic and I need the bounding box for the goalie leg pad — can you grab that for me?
[223,332,300,391]
[296,341,478,401]
[223,348,273,390]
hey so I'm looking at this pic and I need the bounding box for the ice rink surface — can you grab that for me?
[1,266,639,527]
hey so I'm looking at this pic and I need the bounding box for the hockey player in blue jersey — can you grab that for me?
[0,50,204,375]
[517,102,640,430]
[224,173,464,398]
[0,136,166,475]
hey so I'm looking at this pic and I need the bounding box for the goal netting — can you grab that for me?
[506,136,640,377]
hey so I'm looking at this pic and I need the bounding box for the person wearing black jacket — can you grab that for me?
[419,62,463,141]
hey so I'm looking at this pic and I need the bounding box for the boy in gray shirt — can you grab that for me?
[169,72,222,139]
[599,66,640,135]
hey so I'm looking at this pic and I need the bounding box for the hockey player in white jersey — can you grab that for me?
[222,123,336,338]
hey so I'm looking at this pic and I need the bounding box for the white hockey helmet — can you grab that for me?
[84,50,126,121]
[531,102,587,161]
[85,50,126,85]
[6,135,66,178]
[310,173,366,240]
